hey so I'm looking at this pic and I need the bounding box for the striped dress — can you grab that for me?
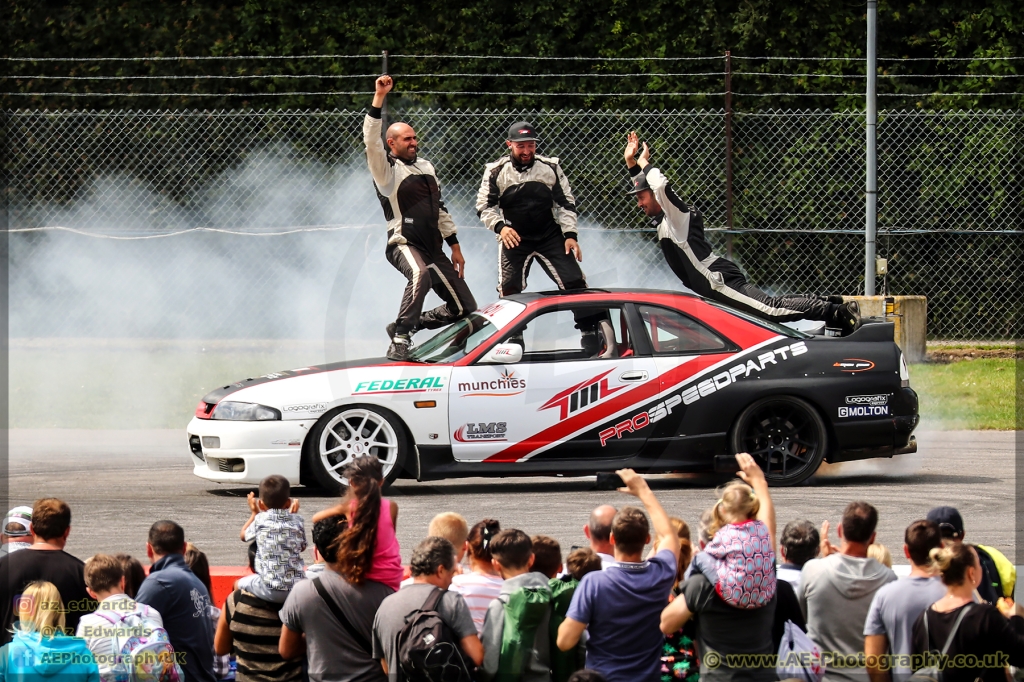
[225,589,302,682]
[449,571,504,634]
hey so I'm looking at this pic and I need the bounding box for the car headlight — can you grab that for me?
[899,352,910,387]
[212,402,281,421]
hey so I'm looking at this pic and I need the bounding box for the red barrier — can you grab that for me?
[210,566,252,608]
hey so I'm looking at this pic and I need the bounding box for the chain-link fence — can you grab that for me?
[5,108,1023,340]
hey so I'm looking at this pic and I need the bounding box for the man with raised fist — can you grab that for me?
[365,75,476,361]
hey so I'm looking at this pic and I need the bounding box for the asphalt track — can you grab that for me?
[7,429,1018,567]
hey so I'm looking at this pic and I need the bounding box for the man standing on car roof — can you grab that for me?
[365,75,477,361]
[477,122,604,351]
[623,131,862,334]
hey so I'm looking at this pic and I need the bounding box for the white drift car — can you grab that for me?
[187,290,918,492]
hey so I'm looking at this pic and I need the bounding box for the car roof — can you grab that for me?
[503,288,699,303]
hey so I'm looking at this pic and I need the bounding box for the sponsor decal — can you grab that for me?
[454,422,508,442]
[475,300,526,329]
[282,402,328,414]
[457,368,527,397]
[838,405,890,418]
[539,368,627,421]
[599,341,809,446]
[354,376,445,394]
[845,394,889,406]
[600,412,652,446]
[679,341,808,407]
[271,439,303,446]
[833,359,876,373]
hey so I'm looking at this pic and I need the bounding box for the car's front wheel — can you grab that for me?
[729,396,827,486]
[306,405,407,495]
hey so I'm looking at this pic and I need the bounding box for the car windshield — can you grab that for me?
[407,314,498,364]
[705,300,810,339]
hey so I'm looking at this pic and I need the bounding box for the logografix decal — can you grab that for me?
[453,422,509,442]
[282,402,328,414]
[845,394,889,406]
[833,359,876,373]
[838,405,890,418]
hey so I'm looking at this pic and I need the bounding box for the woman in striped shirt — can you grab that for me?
[450,518,505,634]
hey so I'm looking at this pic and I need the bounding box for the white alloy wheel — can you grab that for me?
[316,408,400,487]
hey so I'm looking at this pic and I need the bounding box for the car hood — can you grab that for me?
[200,357,395,405]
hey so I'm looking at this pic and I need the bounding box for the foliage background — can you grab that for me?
[2,0,1022,110]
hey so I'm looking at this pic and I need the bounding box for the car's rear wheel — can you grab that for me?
[307,405,407,495]
[730,396,827,486]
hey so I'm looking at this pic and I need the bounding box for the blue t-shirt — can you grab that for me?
[864,576,947,682]
[565,548,677,682]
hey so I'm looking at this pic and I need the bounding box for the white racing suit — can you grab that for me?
[633,164,834,323]
[364,108,476,335]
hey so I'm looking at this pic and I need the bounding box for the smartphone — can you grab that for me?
[595,472,625,490]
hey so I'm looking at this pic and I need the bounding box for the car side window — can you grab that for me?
[497,306,633,363]
[638,305,729,355]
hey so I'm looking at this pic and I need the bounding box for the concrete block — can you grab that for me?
[845,296,927,363]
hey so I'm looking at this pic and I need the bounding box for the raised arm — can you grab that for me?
[617,468,680,560]
[736,453,776,551]
[364,75,396,194]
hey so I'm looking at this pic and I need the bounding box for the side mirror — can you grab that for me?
[478,342,523,364]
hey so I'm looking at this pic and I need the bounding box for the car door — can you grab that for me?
[635,304,738,447]
[449,303,658,463]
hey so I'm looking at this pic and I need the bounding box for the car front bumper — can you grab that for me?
[186,417,316,485]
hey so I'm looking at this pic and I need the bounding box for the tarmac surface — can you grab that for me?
[7,429,1018,566]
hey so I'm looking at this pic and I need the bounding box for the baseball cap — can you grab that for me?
[926,506,964,539]
[507,122,539,142]
[3,506,33,538]
[626,173,653,195]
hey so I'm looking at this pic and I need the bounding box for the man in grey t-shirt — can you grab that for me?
[372,537,482,682]
[864,520,946,682]
[279,516,394,682]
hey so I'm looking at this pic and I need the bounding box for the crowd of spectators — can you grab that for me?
[1,454,1022,682]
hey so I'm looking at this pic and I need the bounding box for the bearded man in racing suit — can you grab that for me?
[365,76,476,360]
[476,122,604,353]
[623,131,862,335]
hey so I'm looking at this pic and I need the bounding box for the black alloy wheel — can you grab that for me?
[730,396,828,486]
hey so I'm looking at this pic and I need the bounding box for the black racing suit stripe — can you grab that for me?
[543,160,577,215]
[498,231,586,297]
[659,239,831,322]
[387,243,477,335]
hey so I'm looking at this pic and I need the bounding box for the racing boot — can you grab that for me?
[417,308,450,330]
[386,333,413,361]
[387,321,418,340]
[828,300,862,336]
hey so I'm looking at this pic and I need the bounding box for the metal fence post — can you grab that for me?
[724,50,735,259]
[865,1,878,295]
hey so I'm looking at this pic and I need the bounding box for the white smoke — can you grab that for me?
[9,149,678,428]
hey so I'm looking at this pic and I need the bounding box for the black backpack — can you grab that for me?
[397,587,472,682]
